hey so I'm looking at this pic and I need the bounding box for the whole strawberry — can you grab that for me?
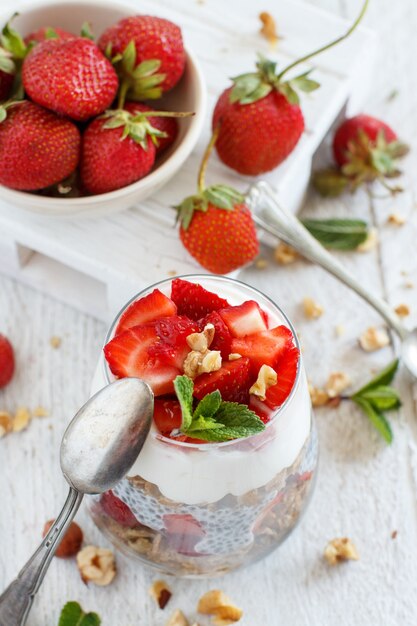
[313,115,408,196]
[98,15,185,100]
[0,101,80,190]
[0,333,14,388]
[24,26,74,44]
[22,37,118,121]
[124,102,178,154]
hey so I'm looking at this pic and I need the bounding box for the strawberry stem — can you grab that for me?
[138,110,195,118]
[277,0,369,81]
[198,125,221,192]
[117,80,129,110]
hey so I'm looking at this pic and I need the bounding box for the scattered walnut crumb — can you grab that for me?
[274,242,298,265]
[387,212,406,226]
[357,228,378,252]
[308,384,329,407]
[228,353,242,361]
[394,304,410,317]
[0,411,13,437]
[405,280,414,289]
[198,590,243,625]
[391,530,398,540]
[76,545,116,586]
[303,297,324,319]
[325,372,351,398]
[167,270,177,277]
[13,407,31,432]
[255,257,268,269]
[33,406,49,418]
[50,336,62,349]
[184,325,221,378]
[324,537,359,565]
[166,609,189,626]
[249,364,277,400]
[149,579,172,609]
[359,326,390,352]
[259,11,279,47]
[335,324,345,337]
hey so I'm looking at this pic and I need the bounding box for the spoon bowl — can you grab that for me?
[401,329,417,379]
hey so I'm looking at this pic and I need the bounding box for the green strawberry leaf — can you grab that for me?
[174,375,194,431]
[0,106,7,122]
[277,81,300,105]
[132,59,162,79]
[0,48,14,74]
[351,397,393,444]
[121,40,137,74]
[1,14,27,60]
[80,22,94,40]
[289,70,320,93]
[193,390,222,420]
[44,27,59,39]
[58,601,101,626]
[301,218,369,250]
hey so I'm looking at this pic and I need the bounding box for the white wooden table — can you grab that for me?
[1,0,417,624]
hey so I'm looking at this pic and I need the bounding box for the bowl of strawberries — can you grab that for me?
[0,0,206,217]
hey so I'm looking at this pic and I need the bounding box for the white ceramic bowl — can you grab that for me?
[0,0,206,217]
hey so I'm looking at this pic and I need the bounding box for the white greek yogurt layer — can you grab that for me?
[91,278,312,505]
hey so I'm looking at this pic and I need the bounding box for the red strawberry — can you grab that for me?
[22,37,118,121]
[231,325,295,375]
[100,490,138,527]
[0,101,80,191]
[248,395,273,424]
[24,26,74,44]
[163,513,205,555]
[80,109,157,194]
[0,334,15,388]
[171,278,229,320]
[199,311,232,358]
[219,301,267,337]
[153,398,182,434]
[193,357,252,404]
[213,86,305,175]
[124,102,178,154]
[98,15,185,98]
[104,325,179,395]
[264,342,299,408]
[115,289,176,336]
[333,115,398,167]
[148,315,199,369]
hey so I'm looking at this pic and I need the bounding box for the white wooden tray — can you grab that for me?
[0,0,377,322]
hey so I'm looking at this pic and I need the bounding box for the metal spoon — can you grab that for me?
[246,181,417,378]
[0,377,153,626]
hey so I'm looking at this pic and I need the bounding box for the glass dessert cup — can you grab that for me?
[88,275,318,577]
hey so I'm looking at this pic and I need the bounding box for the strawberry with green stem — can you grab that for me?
[176,126,259,274]
[212,0,369,176]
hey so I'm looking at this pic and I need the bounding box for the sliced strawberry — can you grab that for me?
[231,325,294,374]
[149,316,198,369]
[104,325,179,395]
[163,513,205,555]
[264,343,299,409]
[193,357,252,404]
[0,334,15,388]
[171,278,229,320]
[248,395,274,424]
[199,311,232,358]
[153,398,182,434]
[219,300,267,337]
[115,289,176,336]
[100,490,138,527]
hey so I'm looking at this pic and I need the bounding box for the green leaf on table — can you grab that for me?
[356,385,401,411]
[58,602,101,626]
[301,218,369,250]
[174,375,194,431]
[351,397,393,444]
[353,359,399,394]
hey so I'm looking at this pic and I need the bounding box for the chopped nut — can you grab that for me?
[249,364,277,400]
[228,353,242,361]
[405,280,414,289]
[199,350,222,374]
[259,11,279,47]
[167,270,177,276]
[357,228,378,252]
[50,335,62,349]
[186,324,215,352]
[335,324,345,337]
[198,590,242,625]
[43,520,83,558]
[391,530,398,539]
[183,351,202,378]
[0,411,13,437]
[325,372,351,398]
[149,579,172,609]
[308,384,329,407]
[324,537,359,565]
[13,407,31,432]
[327,396,342,409]
[166,609,189,626]
[255,257,268,269]
[387,212,406,226]
[303,297,324,319]
[76,545,116,586]
[274,242,298,265]
[359,326,390,351]
[33,406,49,418]
[395,303,410,317]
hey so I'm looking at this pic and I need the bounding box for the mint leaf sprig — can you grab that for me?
[301,218,369,251]
[173,375,265,442]
[58,602,100,626]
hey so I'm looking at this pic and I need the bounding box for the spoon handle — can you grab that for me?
[247,181,408,340]
[0,487,83,626]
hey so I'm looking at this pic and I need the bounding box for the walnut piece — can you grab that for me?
[76,545,116,586]
[184,324,221,378]
[359,326,390,352]
[228,353,242,361]
[274,242,298,265]
[33,406,49,418]
[259,11,279,47]
[387,212,406,226]
[335,324,345,337]
[149,579,172,609]
[198,590,243,625]
[303,297,324,319]
[43,520,83,558]
[325,372,351,398]
[165,609,189,626]
[0,411,13,438]
[324,537,359,565]
[13,407,31,432]
[395,303,410,317]
[255,257,268,269]
[50,335,62,349]
[186,324,215,352]
[249,365,277,401]
[357,228,378,252]
[308,384,329,407]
